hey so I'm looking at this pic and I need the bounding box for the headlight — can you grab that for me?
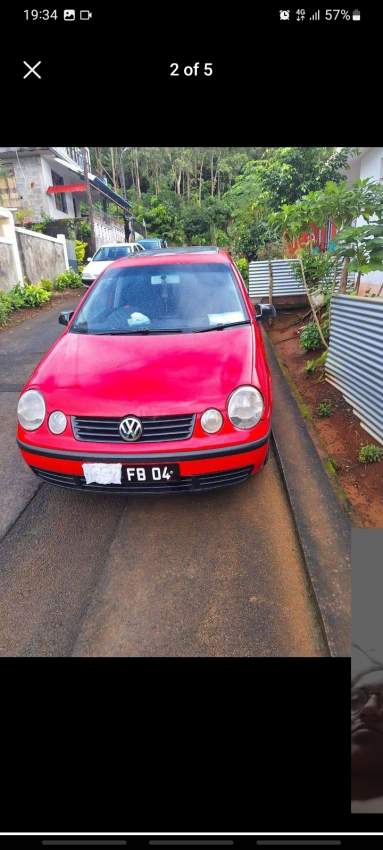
[201,408,223,434]
[17,390,46,431]
[228,386,264,429]
[48,410,67,434]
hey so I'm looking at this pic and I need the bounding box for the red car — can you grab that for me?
[17,247,274,494]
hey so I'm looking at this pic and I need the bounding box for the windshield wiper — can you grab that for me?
[194,320,251,332]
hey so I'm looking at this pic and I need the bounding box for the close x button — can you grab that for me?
[23,60,42,79]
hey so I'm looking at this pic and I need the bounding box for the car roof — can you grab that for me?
[111,246,231,268]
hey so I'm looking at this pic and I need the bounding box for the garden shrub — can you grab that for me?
[358,444,383,464]
[0,282,51,326]
[20,285,51,307]
[75,240,87,268]
[316,400,333,417]
[235,257,249,285]
[39,278,53,292]
[54,270,82,290]
[0,293,12,326]
[299,318,329,351]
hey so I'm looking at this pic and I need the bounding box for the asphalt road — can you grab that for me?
[0,296,327,657]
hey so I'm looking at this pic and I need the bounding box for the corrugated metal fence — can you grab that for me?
[249,260,303,298]
[326,295,383,445]
[248,258,355,299]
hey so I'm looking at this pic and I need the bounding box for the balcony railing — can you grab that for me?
[65,147,90,170]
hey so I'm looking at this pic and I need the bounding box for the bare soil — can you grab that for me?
[0,289,83,333]
[266,308,383,529]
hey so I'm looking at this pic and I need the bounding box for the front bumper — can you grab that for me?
[17,432,270,494]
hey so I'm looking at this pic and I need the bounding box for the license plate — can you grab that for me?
[81,462,179,485]
[123,464,179,483]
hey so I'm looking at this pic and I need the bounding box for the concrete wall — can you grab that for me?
[0,208,23,290]
[15,229,68,284]
[0,242,18,292]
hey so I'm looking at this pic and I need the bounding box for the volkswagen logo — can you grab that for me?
[119,416,143,442]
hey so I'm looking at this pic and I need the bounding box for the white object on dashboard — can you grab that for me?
[128,312,151,325]
[208,312,243,324]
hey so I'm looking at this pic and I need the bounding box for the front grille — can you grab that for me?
[31,465,253,494]
[71,414,196,443]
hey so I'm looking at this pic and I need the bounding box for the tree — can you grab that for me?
[334,221,383,293]
[271,178,383,291]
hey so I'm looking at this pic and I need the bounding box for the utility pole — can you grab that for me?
[110,147,116,191]
[118,147,129,199]
[82,147,96,256]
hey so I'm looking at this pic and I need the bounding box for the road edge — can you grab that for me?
[263,330,351,658]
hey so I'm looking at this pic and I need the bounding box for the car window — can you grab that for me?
[71,263,249,335]
[92,246,132,261]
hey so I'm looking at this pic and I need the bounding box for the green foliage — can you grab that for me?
[316,399,333,417]
[299,319,329,351]
[333,219,383,280]
[292,246,336,292]
[54,270,82,291]
[8,284,28,309]
[39,278,53,291]
[14,208,34,225]
[271,178,383,243]
[75,240,87,267]
[358,444,383,464]
[0,293,13,326]
[235,257,249,284]
[181,204,211,243]
[85,148,362,260]
[0,282,52,325]
[76,219,91,239]
[20,285,51,307]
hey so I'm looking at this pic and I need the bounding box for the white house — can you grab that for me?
[0,147,144,247]
[346,146,383,295]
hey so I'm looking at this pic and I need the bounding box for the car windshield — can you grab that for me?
[92,246,132,262]
[71,262,249,335]
[139,241,161,249]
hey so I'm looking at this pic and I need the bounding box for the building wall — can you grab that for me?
[2,154,80,222]
[12,155,47,219]
[354,147,383,294]
[40,156,77,219]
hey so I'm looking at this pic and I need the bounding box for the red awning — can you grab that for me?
[47,183,86,194]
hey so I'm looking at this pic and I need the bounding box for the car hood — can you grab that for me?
[82,260,112,278]
[28,324,258,416]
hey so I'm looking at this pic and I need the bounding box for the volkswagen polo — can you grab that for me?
[17,247,274,494]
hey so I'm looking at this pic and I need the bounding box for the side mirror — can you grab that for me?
[58,311,74,326]
[87,257,92,262]
[255,303,277,321]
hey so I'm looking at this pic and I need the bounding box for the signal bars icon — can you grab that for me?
[310,9,320,20]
